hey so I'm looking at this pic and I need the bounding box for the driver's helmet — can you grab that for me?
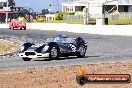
[18,18,23,22]
[12,19,16,21]
[54,34,64,43]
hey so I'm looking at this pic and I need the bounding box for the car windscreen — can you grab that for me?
[46,38,55,43]
[46,38,75,43]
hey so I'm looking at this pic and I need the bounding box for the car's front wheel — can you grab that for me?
[24,27,26,30]
[22,57,32,61]
[20,28,22,30]
[49,45,59,60]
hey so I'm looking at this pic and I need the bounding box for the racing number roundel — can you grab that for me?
[70,44,76,52]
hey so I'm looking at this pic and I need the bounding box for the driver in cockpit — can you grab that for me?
[54,34,65,43]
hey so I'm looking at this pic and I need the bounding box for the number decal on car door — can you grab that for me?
[70,44,76,52]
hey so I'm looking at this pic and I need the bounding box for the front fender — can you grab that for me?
[46,42,60,52]
[21,43,34,52]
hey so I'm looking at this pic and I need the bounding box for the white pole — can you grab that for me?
[87,2,89,24]
[6,0,9,26]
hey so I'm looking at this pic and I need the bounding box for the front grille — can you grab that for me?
[25,52,36,56]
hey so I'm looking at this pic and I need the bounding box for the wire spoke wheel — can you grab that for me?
[77,44,86,58]
[49,46,59,60]
[51,47,58,58]
[79,46,85,55]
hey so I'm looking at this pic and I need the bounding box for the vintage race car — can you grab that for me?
[9,19,26,30]
[19,35,87,61]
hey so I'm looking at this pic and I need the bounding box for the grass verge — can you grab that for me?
[0,40,20,55]
[44,20,83,24]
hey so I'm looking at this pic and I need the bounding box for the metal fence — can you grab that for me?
[63,12,132,24]
[63,15,83,20]
[64,12,132,20]
[63,15,83,24]
[105,12,132,25]
[63,14,100,20]
[63,14,98,24]
[106,12,132,20]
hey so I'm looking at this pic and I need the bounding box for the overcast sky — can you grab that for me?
[14,0,65,12]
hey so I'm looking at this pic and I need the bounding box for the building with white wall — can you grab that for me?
[117,0,132,12]
[62,0,89,12]
[62,0,132,13]
[45,14,55,21]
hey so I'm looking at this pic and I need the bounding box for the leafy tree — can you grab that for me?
[55,12,75,20]
[55,12,63,20]
[0,0,15,7]
[41,9,49,15]
[8,0,15,7]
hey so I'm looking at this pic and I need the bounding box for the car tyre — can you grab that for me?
[24,27,26,30]
[77,44,86,58]
[76,75,87,85]
[22,57,32,61]
[49,45,59,60]
[20,28,22,30]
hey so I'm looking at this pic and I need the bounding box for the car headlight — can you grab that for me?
[42,45,49,52]
[20,46,25,51]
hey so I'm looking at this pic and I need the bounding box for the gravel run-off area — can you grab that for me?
[0,62,132,88]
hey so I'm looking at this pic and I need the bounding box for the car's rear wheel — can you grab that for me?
[77,44,86,58]
[24,27,26,30]
[49,45,59,60]
[22,57,32,61]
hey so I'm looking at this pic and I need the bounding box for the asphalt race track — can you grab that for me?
[0,29,132,69]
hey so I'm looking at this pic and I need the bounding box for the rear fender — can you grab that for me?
[74,37,87,49]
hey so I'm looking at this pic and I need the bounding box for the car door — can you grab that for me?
[59,43,76,53]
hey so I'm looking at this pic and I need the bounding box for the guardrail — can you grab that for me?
[0,24,7,28]
[0,23,132,36]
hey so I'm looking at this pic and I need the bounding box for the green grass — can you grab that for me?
[108,19,132,25]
